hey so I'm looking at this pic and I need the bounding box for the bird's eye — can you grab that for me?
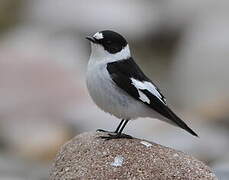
[106,40,112,44]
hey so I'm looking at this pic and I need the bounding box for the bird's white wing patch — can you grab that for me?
[143,81,163,101]
[131,78,164,103]
[93,32,104,40]
[137,90,150,104]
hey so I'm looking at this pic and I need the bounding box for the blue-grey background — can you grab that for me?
[0,0,228,179]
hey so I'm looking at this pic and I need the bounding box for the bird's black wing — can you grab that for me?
[107,58,198,137]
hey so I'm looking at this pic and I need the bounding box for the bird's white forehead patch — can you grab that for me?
[93,32,104,40]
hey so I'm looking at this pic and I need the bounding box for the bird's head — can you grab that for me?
[86,30,131,62]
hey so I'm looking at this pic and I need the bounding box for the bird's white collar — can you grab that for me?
[89,44,131,64]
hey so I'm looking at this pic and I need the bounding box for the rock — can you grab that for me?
[50,132,217,180]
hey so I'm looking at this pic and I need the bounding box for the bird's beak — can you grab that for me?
[86,36,96,43]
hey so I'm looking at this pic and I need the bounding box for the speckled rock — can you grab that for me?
[50,132,217,180]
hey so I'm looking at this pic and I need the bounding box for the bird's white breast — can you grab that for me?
[86,60,154,120]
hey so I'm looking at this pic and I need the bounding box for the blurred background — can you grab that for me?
[0,0,229,179]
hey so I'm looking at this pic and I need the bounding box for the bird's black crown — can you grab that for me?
[94,30,128,54]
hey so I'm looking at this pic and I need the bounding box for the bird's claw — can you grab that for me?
[99,133,133,140]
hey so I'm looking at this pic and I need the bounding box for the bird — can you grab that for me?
[86,30,198,140]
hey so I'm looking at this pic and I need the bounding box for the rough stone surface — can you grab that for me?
[50,132,218,180]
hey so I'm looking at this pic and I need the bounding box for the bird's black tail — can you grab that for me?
[166,108,198,137]
[140,91,198,137]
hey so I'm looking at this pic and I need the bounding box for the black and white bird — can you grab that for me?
[86,30,198,140]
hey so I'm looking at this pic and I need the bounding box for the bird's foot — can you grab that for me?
[99,133,133,140]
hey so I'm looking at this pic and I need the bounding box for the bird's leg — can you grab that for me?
[114,119,125,133]
[100,120,133,140]
[96,119,124,133]
[118,120,129,134]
